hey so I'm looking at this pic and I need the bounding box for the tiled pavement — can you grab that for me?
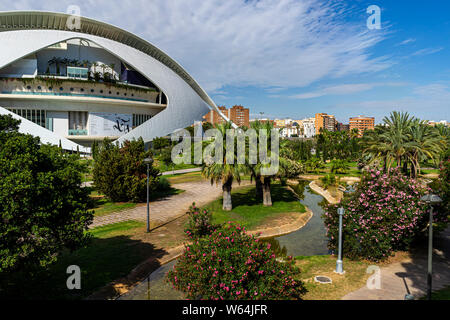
[90,180,251,228]
[342,226,450,300]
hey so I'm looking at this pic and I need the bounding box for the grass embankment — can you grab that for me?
[156,162,199,173]
[426,286,450,300]
[206,183,306,230]
[165,171,204,184]
[2,220,158,300]
[166,171,253,184]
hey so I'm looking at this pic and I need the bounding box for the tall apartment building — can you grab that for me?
[229,105,250,127]
[204,105,250,128]
[315,113,336,135]
[349,115,375,136]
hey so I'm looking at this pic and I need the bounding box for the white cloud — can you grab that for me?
[411,47,444,57]
[0,0,391,92]
[288,82,406,99]
[398,38,416,46]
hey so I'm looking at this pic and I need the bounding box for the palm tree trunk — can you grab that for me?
[403,159,408,175]
[262,177,272,207]
[222,178,233,211]
[255,174,263,198]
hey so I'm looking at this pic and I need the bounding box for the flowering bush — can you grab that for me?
[323,168,432,261]
[167,222,306,300]
[438,158,450,214]
[184,203,217,238]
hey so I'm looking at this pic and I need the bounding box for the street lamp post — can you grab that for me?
[144,157,153,233]
[335,184,356,274]
[420,193,443,300]
[335,207,344,274]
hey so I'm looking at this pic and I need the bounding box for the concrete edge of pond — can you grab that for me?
[89,208,314,300]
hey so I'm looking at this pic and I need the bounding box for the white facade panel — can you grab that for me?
[47,111,68,137]
[0,58,37,78]
[89,112,132,137]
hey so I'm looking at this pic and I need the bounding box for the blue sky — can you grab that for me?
[1,0,449,124]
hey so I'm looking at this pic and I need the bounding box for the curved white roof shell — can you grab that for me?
[0,11,232,145]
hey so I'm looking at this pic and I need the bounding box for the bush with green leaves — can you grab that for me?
[167,222,307,300]
[93,138,160,202]
[184,203,217,238]
[323,168,442,261]
[329,159,350,174]
[0,115,93,273]
[320,174,338,190]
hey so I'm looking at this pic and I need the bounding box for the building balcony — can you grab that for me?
[0,77,165,107]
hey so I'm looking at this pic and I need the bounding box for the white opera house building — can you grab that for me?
[0,11,227,152]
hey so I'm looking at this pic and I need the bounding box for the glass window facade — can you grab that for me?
[133,114,152,128]
[67,67,89,79]
[6,108,52,130]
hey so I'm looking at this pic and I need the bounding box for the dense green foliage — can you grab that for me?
[320,174,338,190]
[362,112,447,177]
[0,114,21,132]
[434,158,450,215]
[0,115,93,274]
[323,168,446,261]
[167,222,307,300]
[93,138,160,202]
[315,129,361,162]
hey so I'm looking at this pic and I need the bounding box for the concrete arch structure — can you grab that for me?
[0,11,232,148]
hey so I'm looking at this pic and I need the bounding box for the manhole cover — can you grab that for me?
[314,276,332,284]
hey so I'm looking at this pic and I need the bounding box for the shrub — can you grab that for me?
[93,138,160,202]
[0,117,93,273]
[330,159,350,174]
[323,168,435,261]
[184,203,216,238]
[157,176,171,191]
[167,222,307,300]
[438,158,449,214]
[320,174,338,190]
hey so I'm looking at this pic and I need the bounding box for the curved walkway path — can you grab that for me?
[90,180,251,228]
[342,226,450,300]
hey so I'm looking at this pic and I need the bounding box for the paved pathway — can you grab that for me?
[342,226,450,300]
[90,180,251,228]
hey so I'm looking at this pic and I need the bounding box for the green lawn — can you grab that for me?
[1,220,155,300]
[157,162,199,173]
[294,255,374,300]
[420,169,440,175]
[165,171,204,184]
[206,183,305,230]
[420,286,450,300]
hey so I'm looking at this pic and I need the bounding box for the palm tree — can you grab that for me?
[248,120,281,206]
[405,123,444,178]
[202,122,246,211]
[362,111,446,177]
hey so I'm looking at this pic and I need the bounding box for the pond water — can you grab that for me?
[119,180,330,300]
[269,180,330,257]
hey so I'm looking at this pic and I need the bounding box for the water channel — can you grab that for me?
[119,180,330,300]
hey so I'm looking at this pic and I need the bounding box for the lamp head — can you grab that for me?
[143,157,153,164]
[420,193,443,204]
